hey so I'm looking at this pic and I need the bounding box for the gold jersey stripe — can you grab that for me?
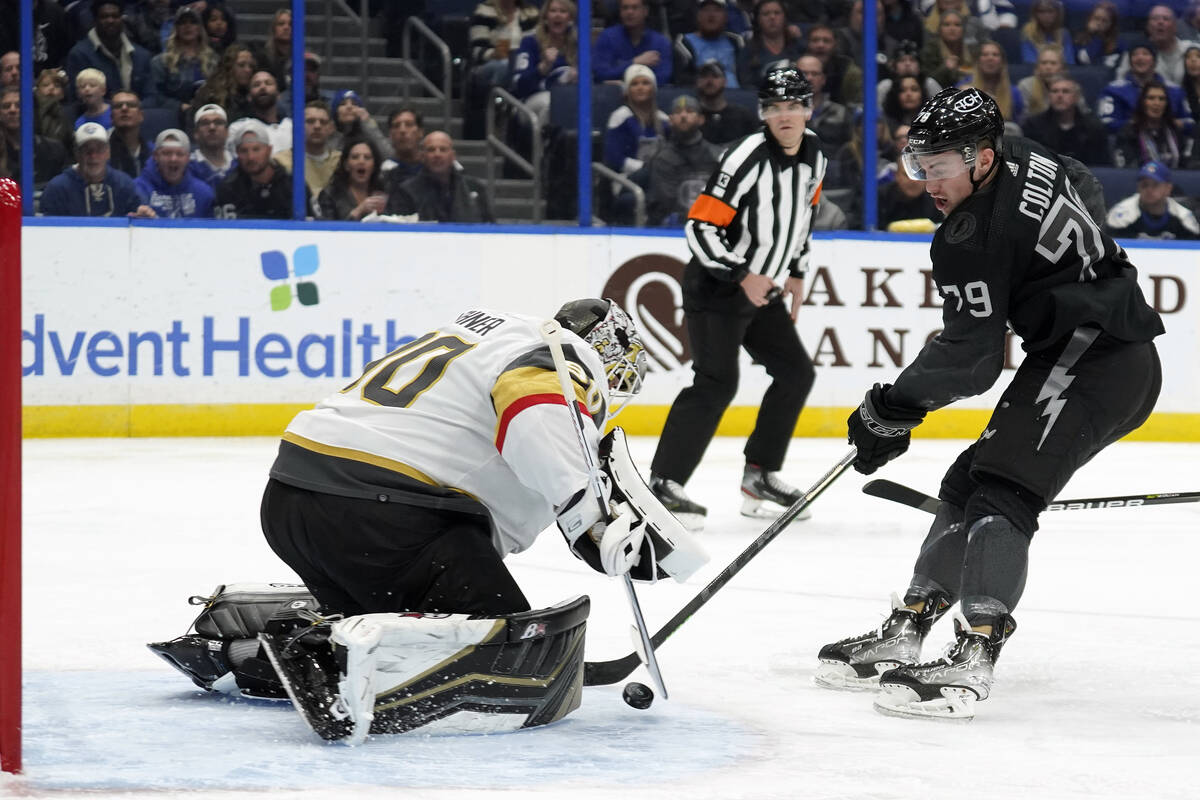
[491,365,586,421]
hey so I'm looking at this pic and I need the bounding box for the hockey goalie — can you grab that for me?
[149,300,708,742]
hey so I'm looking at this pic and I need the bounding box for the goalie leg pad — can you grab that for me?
[272,596,591,742]
[602,427,709,582]
[149,583,319,694]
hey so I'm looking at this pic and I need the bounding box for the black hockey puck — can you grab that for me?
[622,681,654,710]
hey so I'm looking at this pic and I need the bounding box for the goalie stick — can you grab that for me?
[582,449,858,687]
[862,479,1200,514]
[539,320,668,699]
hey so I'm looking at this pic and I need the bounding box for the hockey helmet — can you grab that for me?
[901,87,1004,181]
[758,67,813,110]
[554,298,648,414]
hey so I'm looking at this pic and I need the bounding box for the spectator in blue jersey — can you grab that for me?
[510,0,579,127]
[593,0,673,86]
[188,103,235,188]
[603,63,669,224]
[1106,160,1200,240]
[674,0,744,88]
[65,0,153,102]
[738,0,803,90]
[73,68,111,129]
[40,122,154,217]
[1073,1,1124,72]
[134,128,215,218]
[1018,0,1075,65]
[1099,43,1193,135]
[1115,79,1189,169]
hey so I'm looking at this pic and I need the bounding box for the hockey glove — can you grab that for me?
[847,383,926,475]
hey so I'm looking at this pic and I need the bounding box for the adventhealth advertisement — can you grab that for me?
[20,225,1197,436]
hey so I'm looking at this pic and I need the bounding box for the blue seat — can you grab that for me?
[991,27,1023,66]
[140,107,181,143]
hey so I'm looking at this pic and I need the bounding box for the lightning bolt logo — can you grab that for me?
[1035,365,1075,450]
[1034,328,1099,450]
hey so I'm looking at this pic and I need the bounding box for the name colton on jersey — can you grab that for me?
[1017,151,1061,223]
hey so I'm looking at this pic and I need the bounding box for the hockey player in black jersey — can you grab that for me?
[815,87,1165,719]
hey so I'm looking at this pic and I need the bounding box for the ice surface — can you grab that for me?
[6,435,1199,799]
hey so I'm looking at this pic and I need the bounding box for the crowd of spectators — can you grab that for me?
[3,0,1200,239]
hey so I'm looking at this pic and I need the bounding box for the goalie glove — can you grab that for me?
[558,428,709,582]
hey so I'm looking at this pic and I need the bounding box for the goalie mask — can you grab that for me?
[554,298,647,418]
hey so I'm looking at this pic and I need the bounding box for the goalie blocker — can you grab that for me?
[149,585,590,740]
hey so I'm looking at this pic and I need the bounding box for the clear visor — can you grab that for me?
[900,146,975,181]
[761,99,812,119]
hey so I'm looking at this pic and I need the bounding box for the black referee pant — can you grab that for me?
[651,294,815,485]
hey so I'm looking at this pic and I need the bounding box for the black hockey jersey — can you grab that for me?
[889,137,1165,413]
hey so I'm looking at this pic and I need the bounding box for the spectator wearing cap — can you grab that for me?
[602,63,669,224]
[281,52,334,111]
[0,87,67,190]
[215,118,311,219]
[188,103,234,187]
[133,128,215,218]
[329,89,389,160]
[274,100,341,196]
[389,130,495,223]
[381,107,424,183]
[73,67,111,129]
[1100,42,1192,135]
[1114,5,1199,85]
[594,0,673,86]
[694,59,756,145]
[462,0,540,139]
[796,54,852,160]
[108,91,152,178]
[675,0,743,88]
[147,6,218,117]
[1022,76,1109,166]
[737,0,803,90]
[39,122,152,216]
[65,0,153,102]
[647,94,721,226]
[876,40,942,112]
[1106,160,1200,240]
[225,71,292,158]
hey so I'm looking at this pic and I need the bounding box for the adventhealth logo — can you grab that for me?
[262,244,320,310]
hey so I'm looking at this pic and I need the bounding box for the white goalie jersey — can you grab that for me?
[269,308,609,556]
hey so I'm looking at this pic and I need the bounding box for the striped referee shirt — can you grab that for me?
[685,128,826,284]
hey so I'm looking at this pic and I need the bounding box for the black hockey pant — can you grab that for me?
[651,298,815,484]
[261,478,530,617]
[905,330,1162,624]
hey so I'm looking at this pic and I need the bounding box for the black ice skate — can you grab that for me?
[740,464,810,520]
[650,474,706,531]
[259,623,355,741]
[147,634,233,690]
[873,612,1016,721]
[814,592,951,691]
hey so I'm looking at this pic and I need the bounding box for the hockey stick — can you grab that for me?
[862,478,1200,514]
[582,449,858,687]
[539,320,669,699]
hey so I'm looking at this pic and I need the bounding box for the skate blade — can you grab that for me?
[873,684,977,721]
[740,495,812,521]
[813,664,880,692]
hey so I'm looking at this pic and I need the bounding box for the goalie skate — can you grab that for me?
[740,464,811,521]
[814,592,950,691]
[873,612,1015,721]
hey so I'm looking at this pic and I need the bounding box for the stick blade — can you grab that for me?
[862,479,941,515]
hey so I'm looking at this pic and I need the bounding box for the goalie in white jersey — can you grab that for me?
[262,298,706,616]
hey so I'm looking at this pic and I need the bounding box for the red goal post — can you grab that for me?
[0,178,21,774]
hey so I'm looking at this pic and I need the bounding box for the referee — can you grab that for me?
[649,67,826,531]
